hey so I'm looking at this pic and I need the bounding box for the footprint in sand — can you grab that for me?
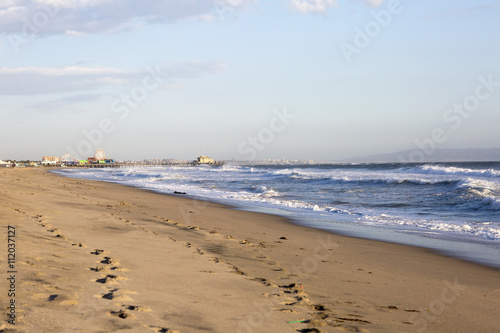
[278,308,294,313]
[148,326,180,333]
[89,250,139,312]
[232,266,245,275]
[32,293,79,306]
[125,305,151,312]
[46,228,68,240]
[100,289,135,302]
[110,303,151,320]
[209,257,220,263]
[95,274,127,284]
[101,256,119,265]
[110,309,135,319]
[252,277,274,287]
[101,289,118,300]
[90,266,105,272]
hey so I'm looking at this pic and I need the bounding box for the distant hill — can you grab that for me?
[343,148,500,163]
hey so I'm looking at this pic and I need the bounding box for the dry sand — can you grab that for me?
[1,168,499,333]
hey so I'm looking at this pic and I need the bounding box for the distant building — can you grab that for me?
[41,156,60,165]
[0,160,11,167]
[197,156,215,164]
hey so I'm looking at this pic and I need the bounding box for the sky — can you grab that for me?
[1,0,499,162]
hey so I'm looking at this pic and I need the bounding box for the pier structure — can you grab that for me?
[54,161,224,168]
[13,150,225,168]
[55,162,196,168]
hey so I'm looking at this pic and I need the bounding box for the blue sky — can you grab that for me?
[1,0,499,161]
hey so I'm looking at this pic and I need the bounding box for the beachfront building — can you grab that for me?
[41,156,61,165]
[0,160,11,167]
[197,156,215,164]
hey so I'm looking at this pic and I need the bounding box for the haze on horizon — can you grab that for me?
[1,0,499,162]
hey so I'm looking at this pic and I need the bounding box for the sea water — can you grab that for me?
[54,162,500,268]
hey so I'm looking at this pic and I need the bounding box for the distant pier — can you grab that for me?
[9,152,225,168]
[55,161,224,168]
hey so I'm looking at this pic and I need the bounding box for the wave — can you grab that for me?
[262,168,459,186]
[332,177,456,186]
[270,168,294,176]
[417,165,500,178]
[457,178,498,193]
[365,214,500,240]
[482,197,500,210]
[301,175,456,186]
[455,178,500,210]
[250,185,281,198]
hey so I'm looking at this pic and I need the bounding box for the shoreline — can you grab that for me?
[53,167,500,270]
[1,168,499,332]
[233,203,500,270]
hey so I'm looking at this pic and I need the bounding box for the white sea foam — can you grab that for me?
[457,178,499,192]
[455,178,500,210]
[364,214,500,240]
[482,197,500,210]
[274,169,458,186]
[419,165,500,178]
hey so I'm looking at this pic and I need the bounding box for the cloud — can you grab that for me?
[0,65,133,95]
[423,4,500,20]
[364,0,384,7]
[290,0,338,14]
[0,61,226,95]
[290,0,386,13]
[213,0,257,20]
[65,30,86,37]
[0,0,252,36]
[0,66,129,76]
[27,93,103,112]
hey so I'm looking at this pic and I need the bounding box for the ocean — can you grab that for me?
[54,162,500,268]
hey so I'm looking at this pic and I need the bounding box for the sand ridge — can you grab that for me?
[1,168,499,332]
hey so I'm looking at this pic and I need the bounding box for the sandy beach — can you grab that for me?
[1,168,499,333]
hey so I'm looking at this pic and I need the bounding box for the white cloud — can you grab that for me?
[0,0,251,36]
[290,0,385,13]
[290,0,338,14]
[27,93,103,112]
[0,65,134,95]
[0,66,129,76]
[65,30,86,36]
[213,0,256,18]
[365,0,384,7]
[0,62,226,95]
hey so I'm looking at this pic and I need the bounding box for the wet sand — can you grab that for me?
[1,168,499,332]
